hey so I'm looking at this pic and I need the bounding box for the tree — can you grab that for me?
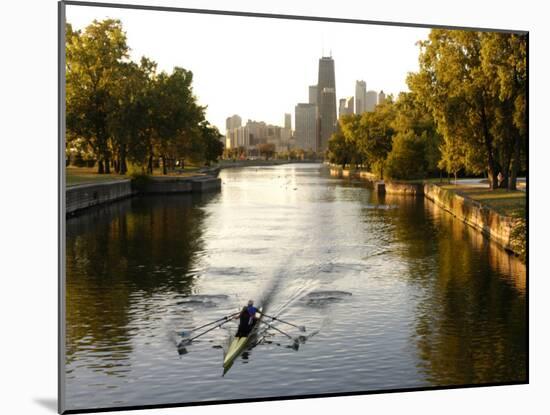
[196,121,223,166]
[385,131,428,180]
[66,20,130,174]
[358,98,396,178]
[327,130,353,169]
[481,33,527,190]
[149,67,205,174]
[385,92,441,180]
[257,143,275,160]
[437,138,466,183]
[408,30,527,189]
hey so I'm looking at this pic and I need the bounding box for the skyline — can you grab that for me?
[66,5,430,134]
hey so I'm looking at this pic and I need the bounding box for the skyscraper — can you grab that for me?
[284,113,292,130]
[309,85,318,105]
[355,80,367,114]
[317,56,337,152]
[339,98,347,118]
[225,114,242,131]
[378,90,386,105]
[365,90,378,112]
[339,97,354,118]
[295,103,317,152]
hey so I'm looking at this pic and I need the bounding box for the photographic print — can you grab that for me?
[60,1,527,413]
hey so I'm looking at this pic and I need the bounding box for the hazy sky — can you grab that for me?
[66,4,430,133]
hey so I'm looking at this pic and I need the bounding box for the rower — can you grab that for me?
[235,306,250,338]
[247,300,259,326]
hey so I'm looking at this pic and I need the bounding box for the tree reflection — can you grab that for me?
[65,194,211,373]
[373,192,526,385]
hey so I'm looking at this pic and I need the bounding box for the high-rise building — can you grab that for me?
[355,80,367,114]
[295,103,317,152]
[378,90,386,105]
[309,85,318,105]
[284,113,292,130]
[339,98,347,118]
[317,56,337,152]
[339,97,354,118]
[365,90,378,112]
[225,114,242,131]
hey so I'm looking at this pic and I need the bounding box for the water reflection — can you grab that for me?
[65,165,526,410]
[66,194,213,375]
[378,193,526,385]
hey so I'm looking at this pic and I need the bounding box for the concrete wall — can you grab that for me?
[66,180,133,215]
[138,177,193,194]
[385,182,424,195]
[138,176,221,194]
[66,176,221,216]
[423,183,515,253]
[190,176,221,192]
[329,167,377,181]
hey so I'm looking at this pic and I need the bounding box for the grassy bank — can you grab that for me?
[66,166,203,186]
[439,185,526,217]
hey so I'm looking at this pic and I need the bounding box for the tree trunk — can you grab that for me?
[162,155,167,175]
[98,159,104,174]
[479,99,500,190]
[509,134,521,191]
[120,144,127,175]
[147,154,153,175]
[104,154,111,174]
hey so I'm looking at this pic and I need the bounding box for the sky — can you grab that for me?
[66,4,430,134]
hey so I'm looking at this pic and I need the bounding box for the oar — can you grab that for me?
[260,321,300,350]
[179,318,234,346]
[260,321,294,340]
[260,313,306,332]
[179,312,239,336]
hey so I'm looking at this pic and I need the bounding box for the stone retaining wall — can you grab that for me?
[423,183,515,252]
[66,176,221,216]
[385,182,424,195]
[66,180,133,215]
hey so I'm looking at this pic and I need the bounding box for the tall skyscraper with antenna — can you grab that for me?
[317,56,337,152]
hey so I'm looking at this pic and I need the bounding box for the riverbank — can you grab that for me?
[66,175,221,216]
[66,160,313,215]
[329,166,526,258]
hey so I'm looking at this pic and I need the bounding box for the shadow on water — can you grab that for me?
[66,193,212,375]
[376,192,527,385]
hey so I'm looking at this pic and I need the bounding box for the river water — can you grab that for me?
[65,163,526,411]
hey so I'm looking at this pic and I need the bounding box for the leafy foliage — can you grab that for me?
[66,20,224,175]
[407,30,526,189]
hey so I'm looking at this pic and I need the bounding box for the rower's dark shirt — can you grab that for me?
[239,311,249,326]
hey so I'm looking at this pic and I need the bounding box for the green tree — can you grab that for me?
[150,67,204,174]
[481,33,527,190]
[385,131,428,180]
[327,130,353,169]
[358,98,396,178]
[385,92,441,180]
[66,20,130,174]
[408,30,526,189]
